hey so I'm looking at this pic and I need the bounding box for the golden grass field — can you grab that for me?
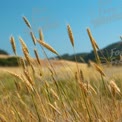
[0,17,122,122]
[0,59,122,122]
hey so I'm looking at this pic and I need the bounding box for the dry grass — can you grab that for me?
[0,60,122,122]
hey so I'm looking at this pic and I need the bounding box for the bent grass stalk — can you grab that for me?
[37,40,59,56]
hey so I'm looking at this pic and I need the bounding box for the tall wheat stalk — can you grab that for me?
[87,28,100,64]
[10,36,16,55]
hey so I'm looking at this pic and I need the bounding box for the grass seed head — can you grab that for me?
[38,40,59,55]
[20,58,26,70]
[67,24,74,47]
[10,36,16,55]
[109,80,121,95]
[24,70,35,86]
[21,75,34,91]
[84,83,97,95]
[22,48,31,65]
[14,81,21,91]
[50,88,59,100]
[80,70,84,82]
[87,28,100,63]
[39,29,44,41]
[19,37,29,53]
[48,103,61,115]
[90,61,105,77]
[22,16,31,29]
[94,63,105,76]
[34,49,41,65]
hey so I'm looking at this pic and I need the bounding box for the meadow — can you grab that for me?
[0,17,122,122]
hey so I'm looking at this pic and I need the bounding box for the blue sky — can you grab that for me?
[0,0,122,57]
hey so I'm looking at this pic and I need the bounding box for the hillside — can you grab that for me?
[0,41,122,66]
[0,49,8,55]
[0,49,19,66]
[55,41,122,63]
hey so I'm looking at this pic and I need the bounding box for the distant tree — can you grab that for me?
[0,49,8,55]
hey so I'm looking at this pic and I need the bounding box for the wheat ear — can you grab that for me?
[38,40,59,55]
[39,29,44,41]
[10,36,16,55]
[67,24,74,47]
[22,16,31,29]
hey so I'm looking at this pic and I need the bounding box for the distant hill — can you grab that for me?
[0,49,8,55]
[0,49,19,66]
[55,41,122,63]
[1,40,122,67]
